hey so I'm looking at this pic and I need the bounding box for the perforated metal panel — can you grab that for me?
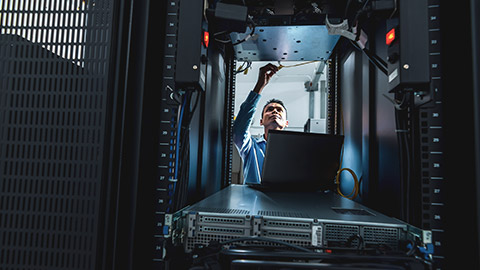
[190,207,250,215]
[257,210,311,218]
[363,226,399,248]
[0,1,114,269]
[324,224,359,243]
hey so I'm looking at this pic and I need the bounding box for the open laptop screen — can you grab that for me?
[261,130,344,191]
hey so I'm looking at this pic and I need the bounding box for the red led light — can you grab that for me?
[386,28,396,45]
[203,31,209,48]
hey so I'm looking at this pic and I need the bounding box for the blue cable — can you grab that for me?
[173,95,187,194]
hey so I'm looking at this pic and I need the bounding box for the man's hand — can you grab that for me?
[253,64,279,94]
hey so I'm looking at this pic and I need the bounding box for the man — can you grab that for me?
[233,63,289,184]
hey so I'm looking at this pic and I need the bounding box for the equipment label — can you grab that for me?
[312,225,322,246]
[389,68,398,83]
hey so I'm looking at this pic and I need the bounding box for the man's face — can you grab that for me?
[260,102,288,130]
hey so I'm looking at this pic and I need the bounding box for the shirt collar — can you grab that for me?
[255,135,266,143]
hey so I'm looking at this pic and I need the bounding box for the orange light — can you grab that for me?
[203,31,209,48]
[386,28,396,45]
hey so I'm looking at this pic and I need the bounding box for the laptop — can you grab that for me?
[247,130,344,192]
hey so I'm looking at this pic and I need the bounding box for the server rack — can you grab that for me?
[0,0,478,269]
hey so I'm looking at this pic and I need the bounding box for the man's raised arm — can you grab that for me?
[232,64,278,156]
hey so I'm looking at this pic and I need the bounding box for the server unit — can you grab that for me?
[176,185,430,253]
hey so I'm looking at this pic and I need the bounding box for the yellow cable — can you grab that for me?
[335,101,360,200]
[237,62,246,72]
[336,168,360,200]
[277,60,319,70]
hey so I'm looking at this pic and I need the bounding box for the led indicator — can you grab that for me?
[386,28,396,45]
[203,31,209,48]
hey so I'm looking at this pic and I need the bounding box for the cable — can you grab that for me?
[350,40,388,76]
[213,36,232,44]
[389,0,398,19]
[404,93,416,222]
[213,30,228,37]
[277,60,320,70]
[406,240,416,256]
[232,17,256,46]
[347,234,365,250]
[335,103,360,200]
[234,61,252,75]
[174,95,187,195]
[352,0,371,25]
[383,93,408,111]
[214,17,256,45]
[416,97,434,108]
[336,168,360,199]
[170,94,187,212]
[393,91,414,221]
[344,0,353,18]
[173,90,202,211]
[394,103,407,220]
[177,127,190,210]
[175,91,198,210]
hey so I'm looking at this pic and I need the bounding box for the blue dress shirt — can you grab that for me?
[233,91,266,184]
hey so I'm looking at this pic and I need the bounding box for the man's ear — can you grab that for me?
[285,120,289,127]
[260,118,263,126]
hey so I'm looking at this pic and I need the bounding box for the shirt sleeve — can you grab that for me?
[232,91,261,159]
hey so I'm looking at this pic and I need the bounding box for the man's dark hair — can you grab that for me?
[261,98,287,118]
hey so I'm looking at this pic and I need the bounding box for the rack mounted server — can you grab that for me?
[172,185,430,253]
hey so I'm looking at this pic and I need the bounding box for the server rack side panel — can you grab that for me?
[439,0,479,268]
[198,48,227,198]
[472,1,480,266]
[0,0,117,269]
[339,48,365,202]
